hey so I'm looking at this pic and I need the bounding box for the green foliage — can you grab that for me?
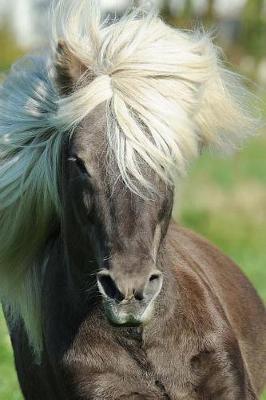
[239,19,266,59]
[0,27,24,72]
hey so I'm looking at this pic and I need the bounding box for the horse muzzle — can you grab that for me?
[97,269,163,326]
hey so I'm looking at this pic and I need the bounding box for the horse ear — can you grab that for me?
[55,41,87,95]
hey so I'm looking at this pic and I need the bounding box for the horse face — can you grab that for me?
[62,103,174,326]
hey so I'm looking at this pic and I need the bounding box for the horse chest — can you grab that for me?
[116,331,206,400]
[61,322,203,400]
[142,337,201,400]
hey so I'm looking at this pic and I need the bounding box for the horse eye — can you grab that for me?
[68,155,90,176]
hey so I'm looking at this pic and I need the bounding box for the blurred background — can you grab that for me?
[0,0,265,399]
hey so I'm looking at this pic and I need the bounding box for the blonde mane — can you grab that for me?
[0,0,259,357]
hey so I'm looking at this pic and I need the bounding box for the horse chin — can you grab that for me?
[103,300,155,327]
[108,318,142,328]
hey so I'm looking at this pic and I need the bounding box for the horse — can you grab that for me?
[0,1,265,399]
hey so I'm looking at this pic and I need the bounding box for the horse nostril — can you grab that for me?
[146,271,163,299]
[149,273,161,282]
[134,290,144,301]
[97,273,124,302]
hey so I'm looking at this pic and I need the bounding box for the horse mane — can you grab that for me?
[0,0,260,357]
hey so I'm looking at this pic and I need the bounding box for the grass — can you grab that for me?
[0,28,24,72]
[177,136,266,302]
[0,316,22,400]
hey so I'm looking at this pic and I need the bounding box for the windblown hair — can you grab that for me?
[0,0,260,356]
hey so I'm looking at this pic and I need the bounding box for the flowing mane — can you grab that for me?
[0,0,259,355]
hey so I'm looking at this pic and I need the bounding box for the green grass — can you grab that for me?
[0,28,24,72]
[0,313,22,400]
[177,136,266,302]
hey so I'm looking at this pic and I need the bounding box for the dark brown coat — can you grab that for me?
[9,222,266,399]
[5,37,266,400]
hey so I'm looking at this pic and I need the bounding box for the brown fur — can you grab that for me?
[4,46,266,400]
[9,223,266,399]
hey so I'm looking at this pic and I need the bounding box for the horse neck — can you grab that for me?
[156,241,180,317]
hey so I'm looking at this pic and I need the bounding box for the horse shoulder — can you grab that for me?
[163,221,266,396]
